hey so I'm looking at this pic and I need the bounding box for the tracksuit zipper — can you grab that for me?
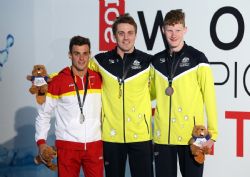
[168,96,172,144]
[167,53,176,145]
[122,54,127,143]
[166,52,182,144]
[123,83,126,142]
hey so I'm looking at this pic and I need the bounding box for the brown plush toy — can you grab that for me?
[27,65,51,104]
[34,146,57,171]
[189,125,212,164]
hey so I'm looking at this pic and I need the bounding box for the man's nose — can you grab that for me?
[124,33,129,39]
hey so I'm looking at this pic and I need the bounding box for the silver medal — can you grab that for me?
[165,86,174,96]
[80,113,85,124]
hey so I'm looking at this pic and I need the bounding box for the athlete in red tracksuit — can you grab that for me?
[35,36,103,177]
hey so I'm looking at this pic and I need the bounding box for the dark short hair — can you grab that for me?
[163,9,185,27]
[69,36,91,53]
[112,13,137,35]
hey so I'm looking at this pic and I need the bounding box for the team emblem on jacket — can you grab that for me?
[108,58,115,64]
[89,75,96,86]
[159,58,166,63]
[180,57,190,67]
[131,59,141,69]
[68,83,75,87]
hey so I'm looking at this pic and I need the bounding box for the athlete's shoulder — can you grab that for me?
[135,49,152,58]
[94,48,115,60]
[185,45,209,64]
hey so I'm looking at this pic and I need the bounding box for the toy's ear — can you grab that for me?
[42,65,47,72]
[192,126,198,135]
[32,65,37,74]
[27,75,32,81]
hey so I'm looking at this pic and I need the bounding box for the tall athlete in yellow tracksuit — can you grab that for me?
[150,9,218,177]
[89,14,153,177]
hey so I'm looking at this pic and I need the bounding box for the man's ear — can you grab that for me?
[162,26,165,34]
[113,34,117,43]
[184,26,187,34]
[68,52,72,59]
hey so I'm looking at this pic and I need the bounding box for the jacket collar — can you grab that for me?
[111,47,137,59]
[166,42,187,58]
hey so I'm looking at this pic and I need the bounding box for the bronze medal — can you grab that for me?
[165,86,174,96]
[165,52,182,97]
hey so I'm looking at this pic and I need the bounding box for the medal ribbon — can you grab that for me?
[117,54,134,98]
[166,52,182,95]
[169,53,181,84]
[70,68,89,122]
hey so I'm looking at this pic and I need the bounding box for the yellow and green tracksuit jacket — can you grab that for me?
[150,43,218,145]
[89,48,152,143]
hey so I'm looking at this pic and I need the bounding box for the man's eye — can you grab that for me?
[128,31,135,35]
[118,32,124,36]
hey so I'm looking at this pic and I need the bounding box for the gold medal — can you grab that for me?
[165,86,174,96]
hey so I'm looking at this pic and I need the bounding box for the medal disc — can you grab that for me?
[80,114,85,124]
[165,86,174,96]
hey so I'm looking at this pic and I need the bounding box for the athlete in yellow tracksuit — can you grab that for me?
[90,48,152,143]
[151,43,218,145]
[89,14,154,177]
[150,9,218,177]
[89,47,153,177]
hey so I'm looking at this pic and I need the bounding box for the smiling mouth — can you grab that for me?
[170,38,177,42]
[123,41,130,44]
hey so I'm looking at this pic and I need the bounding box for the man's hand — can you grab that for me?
[38,143,49,155]
[202,139,214,149]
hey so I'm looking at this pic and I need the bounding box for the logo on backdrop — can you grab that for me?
[99,0,125,51]
[0,34,14,81]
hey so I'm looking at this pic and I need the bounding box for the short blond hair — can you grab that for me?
[163,9,185,27]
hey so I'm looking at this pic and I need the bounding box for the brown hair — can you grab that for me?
[163,9,185,27]
[69,36,91,53]
[112,13,137,34]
